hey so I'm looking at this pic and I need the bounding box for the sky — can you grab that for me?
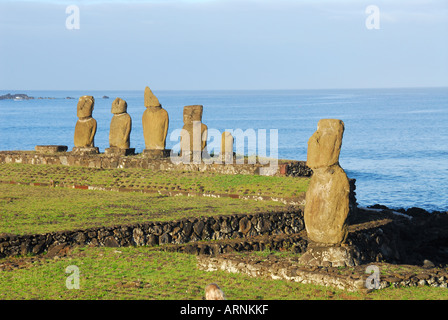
[0,0,447,90]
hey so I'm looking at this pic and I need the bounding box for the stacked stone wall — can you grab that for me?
[0,211,305,259]
[0,151,274,176]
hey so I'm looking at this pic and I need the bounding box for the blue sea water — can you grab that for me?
[0,88,447,212]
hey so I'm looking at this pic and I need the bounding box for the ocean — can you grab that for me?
[0,88,447,212]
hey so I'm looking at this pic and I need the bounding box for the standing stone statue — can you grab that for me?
[304,119,349,244]
[105,97,134,156]
[73,95,99,154]
[221,131,234,164]
[180,105,208,162]
[299,119,360,267]
[142,86,169,158]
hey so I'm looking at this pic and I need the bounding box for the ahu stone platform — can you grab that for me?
[0,150,286,176]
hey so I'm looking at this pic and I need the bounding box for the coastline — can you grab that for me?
[0,93,110,101]
[0,88,447,212]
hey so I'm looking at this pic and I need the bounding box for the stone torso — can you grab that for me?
[181,122,208,153]
[142,107,169,150]
[304,165,350,244]
[109,113,132,149]
[74,117,97,148]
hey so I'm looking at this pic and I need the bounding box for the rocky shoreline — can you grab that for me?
[0,93,110,101]
[365,203,447,217]
[0,93,71,100]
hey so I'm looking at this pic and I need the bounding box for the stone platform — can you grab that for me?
[142,149,171,159]
[196,253,448,292]
[0,150,275,176]
[72,147,99,155]
[105,147,135,156]
[35,145,68,153]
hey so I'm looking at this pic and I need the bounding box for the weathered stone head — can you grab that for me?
[307,119,344,169]
[183,105,203,125]
[144,86,161,108]
[111,97,127,114]
[77,95,94,119]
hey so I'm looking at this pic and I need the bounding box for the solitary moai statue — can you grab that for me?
[304,119,350,244]
[142,86,169,158]
[221,131,234,164]
[73,95,99,154]
[105,97,134,156]
[299,119,360,267]
[180,105,208,162]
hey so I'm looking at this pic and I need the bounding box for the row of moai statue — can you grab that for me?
[73,90,355,266]
[72,86,234,160]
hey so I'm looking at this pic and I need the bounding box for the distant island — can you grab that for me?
[0,93,35,100]
[0,93,72,100]
[0,93,109,101]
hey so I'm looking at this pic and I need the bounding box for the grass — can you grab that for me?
[1,163,446,300]
[0,163,309,198]
[0,183,288,236]
[1,246,447,300]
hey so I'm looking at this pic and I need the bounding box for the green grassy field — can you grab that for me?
[0,163,309,198]
[1,246,447,300]
[1,163,447,300]
[0,183,287,236]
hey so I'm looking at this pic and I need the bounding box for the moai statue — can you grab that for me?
[299,119,360,267]
[105,97,134,156]
[73,95,99,154]
[142,86,170,158]
[180,105,208,162]
[221,131,234,164]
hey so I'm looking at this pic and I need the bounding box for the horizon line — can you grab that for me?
[1,85,448,92]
